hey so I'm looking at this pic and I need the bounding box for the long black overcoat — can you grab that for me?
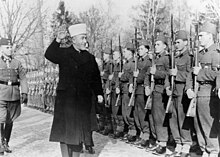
[45,40,103,145]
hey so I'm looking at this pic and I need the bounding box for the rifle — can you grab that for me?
[165,14,175,113]
[106,40,113,107]
[115,35,123,106]
[186,22,199,117]
[145,35,155,110]
[128,28,138,107]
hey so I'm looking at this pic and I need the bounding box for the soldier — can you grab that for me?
[108,46,124,138]
[186,22,220,157]
[118,42,137,142]
[168,30,193,157]
[145,34,171,155]
[0,38,28,155]
[132,39,152,148]
[100,47,113,135]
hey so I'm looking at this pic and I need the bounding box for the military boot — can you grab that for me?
[3,123,13,153]
[0,124,4,155]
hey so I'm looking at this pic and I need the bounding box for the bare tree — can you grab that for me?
[0,0,43,52]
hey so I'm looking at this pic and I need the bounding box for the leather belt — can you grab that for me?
[198,81,214,85]
[0,80,20,86]
[155,79,165,85]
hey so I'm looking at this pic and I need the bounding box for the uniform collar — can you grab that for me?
[1,54,12,62]
[175,48,188,58]
[200,43,217,55]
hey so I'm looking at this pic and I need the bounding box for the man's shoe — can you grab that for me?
[145,143,158,152]
[3,142,12,153]
[85,146,95,154]
[126,135,136,143]
[152,145,166,155]
[113,131,124,139]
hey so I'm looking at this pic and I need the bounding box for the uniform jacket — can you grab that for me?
[186,44,220,96]
[135,55,151,95]
[144,51,170,93]
[117,58,135,94]
[0,57,28,101]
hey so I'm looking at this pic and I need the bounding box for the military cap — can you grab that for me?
[175,30,188,41]
[125,42,134,51]
[139,39,150,49]
[103,47,111,54]
[114,46,120,52]
[199,21,217,35]
[156,34,168,45]
[0,38,11,46]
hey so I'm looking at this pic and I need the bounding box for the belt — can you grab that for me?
[198,81,214,85]
[155,79,165,85]
[175,81,185,84]
[0,80,20,86]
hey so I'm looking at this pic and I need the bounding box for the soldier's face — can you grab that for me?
[123,48,132,60]
[72,34,87,50]
[0,45,12,56]
[138,45,148,57]
[175,39,187,51]
[199,32,212,47]
[113,51,120,62]
[155,41,166,54]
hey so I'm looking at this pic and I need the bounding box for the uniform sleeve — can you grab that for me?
[136,60,151,84]
[18,62,28,94]
[216,71,220,90]
[44,39,62,64]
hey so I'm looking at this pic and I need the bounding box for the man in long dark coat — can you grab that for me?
[45,23,103,157]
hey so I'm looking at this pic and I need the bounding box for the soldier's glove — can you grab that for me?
[166,87,172,96]
[116,87,120,94]
[108,74,113,81]
[169,66,177,76]
[129,84,133,93]
[97,95,103,103]
[118,72,123,78]
[145,86,151,96]
[21,93,28,104]
[133,70,139,78]
[106,88,111,95]
[218,89,220,99]
[186,89,195,99]
[193,64,201,75]
[150,65,156,75]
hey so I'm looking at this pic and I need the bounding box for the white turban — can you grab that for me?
[68,23,86,37]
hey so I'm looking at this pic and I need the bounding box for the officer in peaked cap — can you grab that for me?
[186,21,220,157]
[0,38,28,154]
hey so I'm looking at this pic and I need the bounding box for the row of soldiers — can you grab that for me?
[27,66,59,112]
[95,21,220,157]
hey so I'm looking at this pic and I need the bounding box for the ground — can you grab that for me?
[5,106,202,157]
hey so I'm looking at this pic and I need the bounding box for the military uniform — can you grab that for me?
[133,41,152,146]
[169,30,193,155]
[186,22,220,157]
[145,35,170,154]
[0,38,28,154]
[100,48,113,135]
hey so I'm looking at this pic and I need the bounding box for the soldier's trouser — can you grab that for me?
[122,93,136,136]
[111,91,124,133]
[170,86,192,153]
[152,92,169,146]
[194,96,219,155]
[133,94,150,140]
